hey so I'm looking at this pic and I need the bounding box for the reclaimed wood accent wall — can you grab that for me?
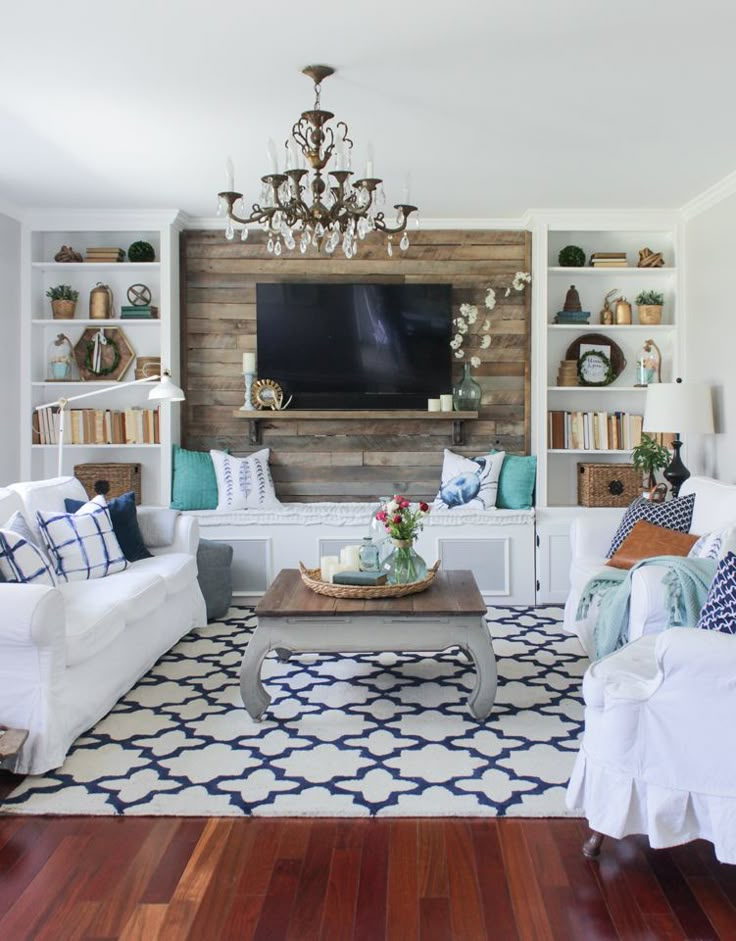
[180,229,532,502]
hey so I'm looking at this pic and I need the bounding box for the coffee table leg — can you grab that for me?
[240,627,272,721]
[463,619,498,720]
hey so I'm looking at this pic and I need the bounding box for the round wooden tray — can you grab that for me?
[565,332,626,382]
[298,561,440,599]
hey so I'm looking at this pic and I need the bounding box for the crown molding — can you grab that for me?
[681,168,736,220]
[182,214,530,231]
[524,208,681,230]
[0,201,22,222]
[19,208,183,230]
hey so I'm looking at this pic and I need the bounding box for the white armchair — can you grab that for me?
[566,627,736,864]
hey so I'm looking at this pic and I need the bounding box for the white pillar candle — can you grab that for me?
[340,545,361,569]
[242,352,256,374]
[320,555,339,583]
[440,394,454,412]
[427,398,441,412]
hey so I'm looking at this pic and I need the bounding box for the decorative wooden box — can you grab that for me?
[74,463,142,504]
[577,463,642,508]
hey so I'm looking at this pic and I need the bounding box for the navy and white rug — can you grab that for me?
[3,605,587,817]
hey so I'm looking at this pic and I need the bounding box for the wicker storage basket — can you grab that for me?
[74,463,142,504]
[577,462,642,507]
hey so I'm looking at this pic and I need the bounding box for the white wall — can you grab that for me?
[0,212,20,485]
[685,195,736,482]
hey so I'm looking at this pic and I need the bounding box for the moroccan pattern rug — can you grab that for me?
[3,605,587,817]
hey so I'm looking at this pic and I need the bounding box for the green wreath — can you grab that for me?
[577,349,614,386]
[84,338,121,376]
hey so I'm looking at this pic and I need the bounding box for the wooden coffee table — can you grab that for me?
[239,568,496,721]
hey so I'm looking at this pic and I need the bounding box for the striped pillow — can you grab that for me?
[37,495,128,582]
[0,527,57,586]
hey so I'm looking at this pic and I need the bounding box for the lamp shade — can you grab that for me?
[147,372,185,402]
[643,382,714,435]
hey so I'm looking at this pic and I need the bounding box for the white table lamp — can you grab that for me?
[37,370,185,476]
[643,379,714,496]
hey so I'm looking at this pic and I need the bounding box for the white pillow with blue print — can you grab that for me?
[209,447,280,511]
[37,495,128,582]
[689,526,736,563]
[697,551,736,634]
[0,513,57,586]
[432,449,505,511]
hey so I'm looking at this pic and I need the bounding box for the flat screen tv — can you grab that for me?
[256,282,452,409]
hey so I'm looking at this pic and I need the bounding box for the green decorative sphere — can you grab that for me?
[558,245,586,267]
[128,240,156,263]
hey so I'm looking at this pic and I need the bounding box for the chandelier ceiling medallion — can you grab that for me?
[216,65,418,258]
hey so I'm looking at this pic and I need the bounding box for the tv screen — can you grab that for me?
[256,282,452,409]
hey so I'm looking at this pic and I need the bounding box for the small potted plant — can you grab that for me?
[632,433,670,493]
[46,284,79,320]
[635,290,664,325]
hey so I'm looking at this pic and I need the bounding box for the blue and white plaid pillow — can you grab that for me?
[697,551,736,634]
[0,526,57,586]
[37,496,128,582]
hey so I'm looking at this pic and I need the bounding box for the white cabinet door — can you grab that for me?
[536,519,573,603]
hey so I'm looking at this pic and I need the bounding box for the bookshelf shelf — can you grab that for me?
[547,386,644,393]
[32,318,160,326]
[31,262,161,270]
[32,443,160,449]
[548,266,676,275]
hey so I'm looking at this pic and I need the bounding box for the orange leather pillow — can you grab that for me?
[606,519,699,570]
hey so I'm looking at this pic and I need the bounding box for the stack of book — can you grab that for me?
[85,247,125,263]
[590,252,628,268]
[120,305,159,319]
[548,410,644,451]
[33,407,160,445]
[553,309,590,325]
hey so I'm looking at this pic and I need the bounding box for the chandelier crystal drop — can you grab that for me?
[217,65,418,258]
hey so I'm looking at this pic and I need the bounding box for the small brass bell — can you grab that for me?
[89,282,113,319]
[600,289,617,325]
[614,295,632,325]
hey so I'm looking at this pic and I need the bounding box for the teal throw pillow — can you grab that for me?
[492,451,537,509]
[171,446,218,510]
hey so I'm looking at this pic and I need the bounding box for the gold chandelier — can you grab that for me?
[216,65,418,258]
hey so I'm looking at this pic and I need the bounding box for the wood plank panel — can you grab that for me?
[181,228,531,502]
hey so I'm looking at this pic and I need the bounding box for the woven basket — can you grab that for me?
[298,561,439,599]
[74,463,142,504]
[577,462,642,507]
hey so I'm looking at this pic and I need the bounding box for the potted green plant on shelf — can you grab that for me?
[46,284,79,320]
[632,433,670,492]
[635,289,664,325]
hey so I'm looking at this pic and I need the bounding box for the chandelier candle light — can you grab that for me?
[217,65,418,258]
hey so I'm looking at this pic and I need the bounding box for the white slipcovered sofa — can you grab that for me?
[563,476,736,657]
[0,476,206,775]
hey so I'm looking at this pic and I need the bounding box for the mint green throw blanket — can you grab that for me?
[577,555,717,660]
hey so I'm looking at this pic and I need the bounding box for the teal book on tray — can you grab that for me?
[332,571,388,586]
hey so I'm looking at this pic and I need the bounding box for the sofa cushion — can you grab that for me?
[66,491,152,563]
[59,567,167,666]
[491,451,537,509]
[697,551,736,635]
[171,445,219,511]
[38,496,128,582]
[433,449,505,510]
[606,520,699,570]
[210,448,280,511]
[606,494,696,558]
[128,553,197,596]
[10,476,88,543]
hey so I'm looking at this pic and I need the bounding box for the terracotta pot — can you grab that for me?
[637,304,663,325]
[51,299,76,320]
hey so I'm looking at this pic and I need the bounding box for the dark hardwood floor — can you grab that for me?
[1,772,735,941]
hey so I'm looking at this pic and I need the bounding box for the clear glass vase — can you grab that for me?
[453,362,482,411]
[383,539,427,585]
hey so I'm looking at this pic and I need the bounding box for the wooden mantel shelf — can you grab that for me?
[232,409,479,446]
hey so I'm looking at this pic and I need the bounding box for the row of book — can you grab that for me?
[590,252,628,268]
[548,410,644,451]
[33,407,160,446]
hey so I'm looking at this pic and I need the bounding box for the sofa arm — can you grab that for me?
[569,510,625,561]
[150,514,200,557]
[0,584,62,649]
[655,627,736,687]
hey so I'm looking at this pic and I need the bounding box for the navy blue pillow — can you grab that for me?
[697,551,736,634]
[65,491,152,563]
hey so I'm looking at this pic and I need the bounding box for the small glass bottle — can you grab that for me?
[358,536,380,572]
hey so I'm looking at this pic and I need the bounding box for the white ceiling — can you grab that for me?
[2,0,736,219]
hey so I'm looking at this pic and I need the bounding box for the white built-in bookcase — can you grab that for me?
[528,211,683,600]
[20,211,184,505]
